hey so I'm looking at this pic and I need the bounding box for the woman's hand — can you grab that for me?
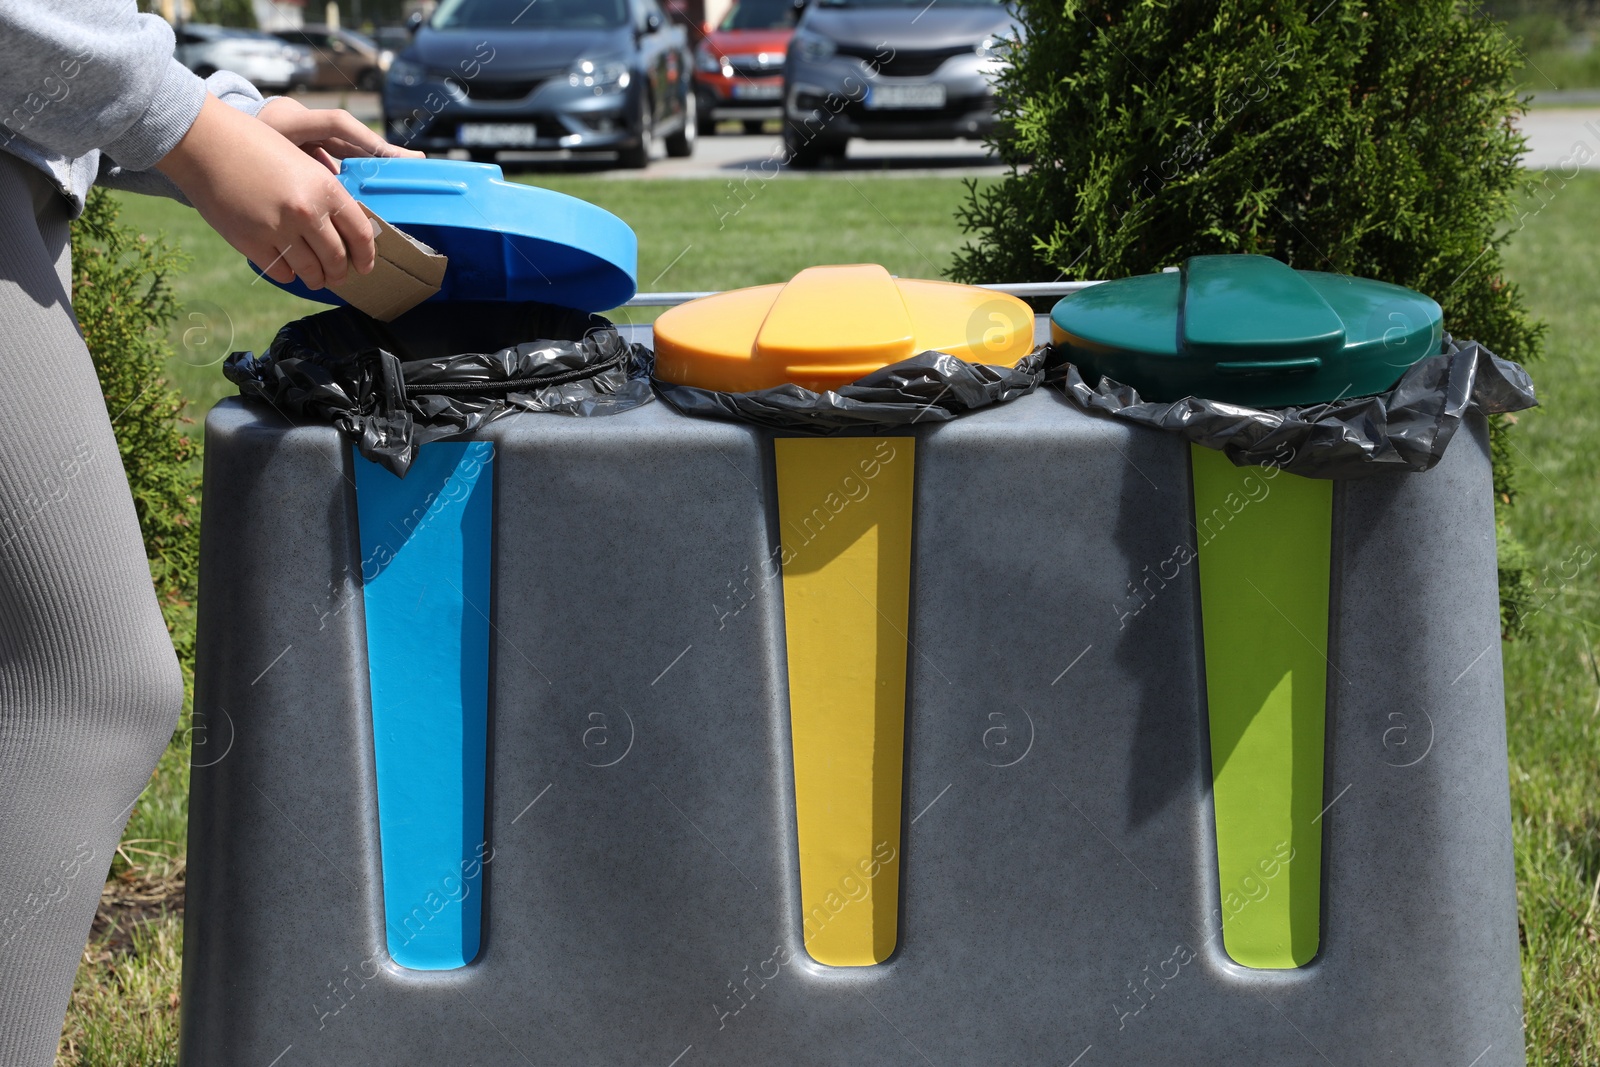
[155,94,378,289]
[256,96,424,173]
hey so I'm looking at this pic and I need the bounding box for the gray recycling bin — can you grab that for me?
[180,255,1529,1066]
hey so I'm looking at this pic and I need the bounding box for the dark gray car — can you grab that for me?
[781,0,1013,166]
[383,0,695,169]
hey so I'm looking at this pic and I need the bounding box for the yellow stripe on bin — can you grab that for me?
[774,436,913,967]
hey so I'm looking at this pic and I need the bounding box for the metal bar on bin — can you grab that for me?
[353,442,495,971]
[623,280,1104,308]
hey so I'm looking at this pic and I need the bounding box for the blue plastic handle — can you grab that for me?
[356,177,470,195]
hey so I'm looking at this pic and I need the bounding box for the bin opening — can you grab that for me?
[1052,336,1535,480]
[647,264,1046,433]
[1045,255,1536,479]
[285,299,611,361]
[653,263,1036,394]
[224,301,653,477]
[1049,254,1445,409]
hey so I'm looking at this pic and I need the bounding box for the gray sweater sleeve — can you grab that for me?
[0,0,207,170]
[97,71,269,202]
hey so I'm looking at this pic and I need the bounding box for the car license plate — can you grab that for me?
[457,123,539,147]
[866,83,946,110]
[731,81,782,101]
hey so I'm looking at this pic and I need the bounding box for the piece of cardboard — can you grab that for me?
[329,204,448,321]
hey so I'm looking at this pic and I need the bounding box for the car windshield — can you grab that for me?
[720,0,795,30]
[431,0,629,30]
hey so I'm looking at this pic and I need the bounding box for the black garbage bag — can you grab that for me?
[1051,336,1536,479]
[225,301,653,476]
[647,348,1046,433]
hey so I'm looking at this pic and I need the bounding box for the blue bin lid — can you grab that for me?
[268,158,637,312]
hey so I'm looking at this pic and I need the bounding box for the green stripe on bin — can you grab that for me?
[1191,444,1330,969]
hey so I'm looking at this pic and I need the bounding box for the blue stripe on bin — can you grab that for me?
[353,442,495,971]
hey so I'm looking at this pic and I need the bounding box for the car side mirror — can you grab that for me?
[644,11,664,32]
[405,11,425,33]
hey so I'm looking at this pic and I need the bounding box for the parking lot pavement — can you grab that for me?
[1518,106,1600,170]
[508,131,1004,179]
[300,89,1600,175]
[295,89,384,122]
[293,90,1001,177]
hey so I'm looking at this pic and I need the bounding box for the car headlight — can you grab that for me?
[388,55,427,87]
[791,30,836,63]
[695,42,727,74]
[568,57,631,92]
[975,34,1009,60]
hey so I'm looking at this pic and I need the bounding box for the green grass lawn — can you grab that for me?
[63,172,1600,1064]
[1496,175,1600,1063]
[1508,13,1600,94]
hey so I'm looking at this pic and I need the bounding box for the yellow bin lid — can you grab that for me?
[652,263,1036,393]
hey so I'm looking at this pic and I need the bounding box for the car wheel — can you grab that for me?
[664,94,695,158]
[782,124,845,169]
[742,119,766,135]
[617,93,652,169]
[357,68,383,92]
[696,94,717,136]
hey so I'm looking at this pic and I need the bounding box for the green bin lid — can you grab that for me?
[1048,255,1443,407]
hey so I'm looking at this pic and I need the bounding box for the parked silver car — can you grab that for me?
[781,0,1014,167]
[174,23,316,92]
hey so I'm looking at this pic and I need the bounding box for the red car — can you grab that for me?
[693,0,795,134]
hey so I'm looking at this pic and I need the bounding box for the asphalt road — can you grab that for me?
[300,90,1600,176]
[588,131,1002,179]
[298,89,1003,177]
[1516,107,1600,170]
